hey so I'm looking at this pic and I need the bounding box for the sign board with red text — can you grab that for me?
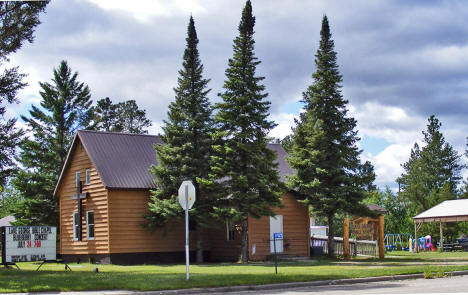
[1,226,56,264]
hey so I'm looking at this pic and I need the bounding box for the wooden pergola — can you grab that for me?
[413,199,468,251]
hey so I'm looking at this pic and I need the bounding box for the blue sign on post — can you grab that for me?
[273,232,283,239]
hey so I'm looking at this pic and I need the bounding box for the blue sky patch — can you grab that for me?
[360,135,390,156]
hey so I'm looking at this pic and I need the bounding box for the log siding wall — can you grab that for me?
[57,140,309,262]
[58,140,109,255]
[107,190,188,254]
[248,192,310,260]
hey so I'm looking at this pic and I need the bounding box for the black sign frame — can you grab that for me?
[1,226,6,265]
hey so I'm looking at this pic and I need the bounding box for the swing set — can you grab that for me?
[384,233,412,251]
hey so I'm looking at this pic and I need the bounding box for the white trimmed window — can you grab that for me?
[75,171,80,187]
[85,168,91,185]
[73,212,80,241]
[87,211,95,240]
[226,219,235,241]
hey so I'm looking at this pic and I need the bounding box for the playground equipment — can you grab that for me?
[384,233,412,251]
[413,235,436,252]
[418,237,425,251]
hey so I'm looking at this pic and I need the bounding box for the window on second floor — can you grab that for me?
[85,169,91,185]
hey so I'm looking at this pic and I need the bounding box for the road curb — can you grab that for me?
[113,270,468,295]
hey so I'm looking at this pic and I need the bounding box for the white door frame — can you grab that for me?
[270,215,283,253]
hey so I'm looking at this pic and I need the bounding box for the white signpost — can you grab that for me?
[1,226,56,264]
[178,180,196,280]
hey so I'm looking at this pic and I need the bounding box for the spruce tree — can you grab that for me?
[212,0,283,263]
[13,60,92,225]
[398,115,463,211]
[287,16,373,257]
[0,1,48,188]
[146,16,214,262]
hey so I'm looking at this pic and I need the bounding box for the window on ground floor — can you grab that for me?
[73,212,79,241]
[87,211,95,240]
[226,219,235,241]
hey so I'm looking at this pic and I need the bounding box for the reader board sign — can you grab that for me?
[1,226,56,264]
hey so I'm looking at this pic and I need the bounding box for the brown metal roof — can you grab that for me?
[267,143,294,182]
[78,130,162,190]
[54,131,294,194]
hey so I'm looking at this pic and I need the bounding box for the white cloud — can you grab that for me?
[268,112,297,139]
[350,101,425,145]
[4,0,468,190]
[352,101,468,189]
[349,101,425,188]
[363,143,413,188]
[85,0,206,22]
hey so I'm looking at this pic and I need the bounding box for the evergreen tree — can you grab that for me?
[146,16,214,262]
[398,115,463,211]
[91,97,116,131]
[212,0,283,263]
[117,100,152,134]
[92,98,151,134]
[13,60,92,225]
[0,186,22,219]
[0,1,48,187]
[287,16,373,257]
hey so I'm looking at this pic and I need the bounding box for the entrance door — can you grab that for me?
[270,215,283,253]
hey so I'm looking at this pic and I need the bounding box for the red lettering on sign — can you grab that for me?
[27,241,32,248]
[34,240,41,248]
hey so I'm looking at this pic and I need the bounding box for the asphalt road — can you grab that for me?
[209,275,468,295]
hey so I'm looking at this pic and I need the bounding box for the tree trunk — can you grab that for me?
[327,213,335,258]
[196,226,204,263]
[240,216,249,263]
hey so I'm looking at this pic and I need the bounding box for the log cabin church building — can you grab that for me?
[54,130,310,264]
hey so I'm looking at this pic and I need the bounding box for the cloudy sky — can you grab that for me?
[5,0,468,189]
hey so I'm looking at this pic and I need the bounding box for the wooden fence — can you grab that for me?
[311,235,377,256]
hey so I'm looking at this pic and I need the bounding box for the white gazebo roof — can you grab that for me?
[0,215,15,226]
[413,199,468,223]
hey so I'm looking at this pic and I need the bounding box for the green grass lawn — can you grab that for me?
[1,251,468,293]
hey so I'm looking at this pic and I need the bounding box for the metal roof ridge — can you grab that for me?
[77,129,160,138]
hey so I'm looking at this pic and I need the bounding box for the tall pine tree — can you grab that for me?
[287,16,373,257]
[146,16,214,262]
[91,97,151,134]
[398,115,463,211]
[212,0,283,263]
[13,60,92,225]
[0,1,48,188]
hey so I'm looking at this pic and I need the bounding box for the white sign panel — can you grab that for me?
[2,226,56,263]
[178,180,196,210]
